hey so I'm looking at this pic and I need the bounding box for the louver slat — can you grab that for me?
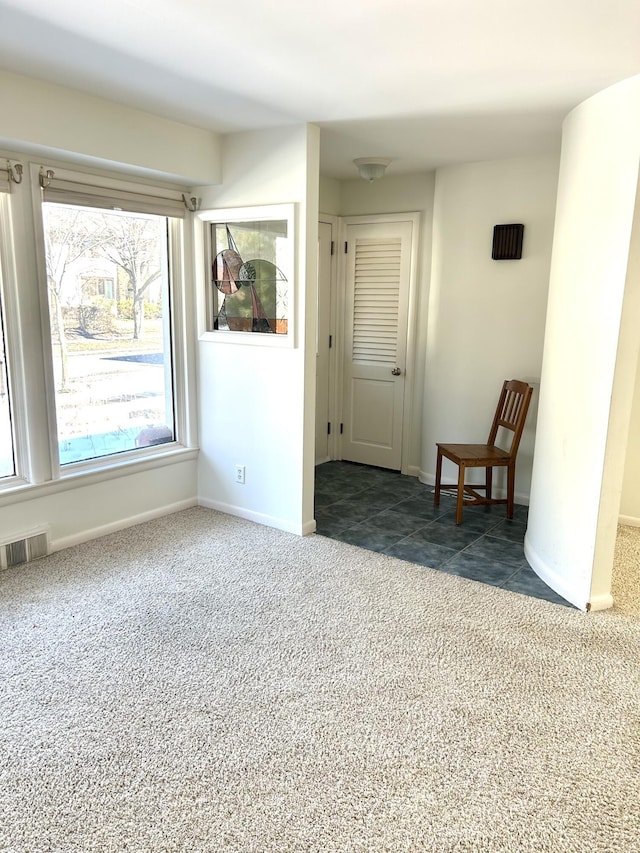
[352,237,401,365]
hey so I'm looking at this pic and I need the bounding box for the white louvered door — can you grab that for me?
[342,220,413,469]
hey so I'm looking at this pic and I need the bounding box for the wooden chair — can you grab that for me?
[434,379,533,525]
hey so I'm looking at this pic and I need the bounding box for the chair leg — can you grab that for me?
[434,448,442,507]
[455,463,465,524]
[486,467,493,503]
[507,464,515,519]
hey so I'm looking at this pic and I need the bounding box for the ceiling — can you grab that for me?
[1,0,639,179]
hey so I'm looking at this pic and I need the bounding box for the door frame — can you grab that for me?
[332,212,421,475]
[318,214,340,462]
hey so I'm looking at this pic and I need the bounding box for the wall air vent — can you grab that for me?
[492,223,524,260]
[0,531,50,569]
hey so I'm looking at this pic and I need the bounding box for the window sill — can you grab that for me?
[0,444,199,509]
[199,329,295,348]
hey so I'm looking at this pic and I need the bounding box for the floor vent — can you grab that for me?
[1,531,50,569]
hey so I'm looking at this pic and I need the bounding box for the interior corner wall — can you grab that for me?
[420,156,559,499]
[525,75,640,611]
[319,177,341,216]
[194,125,319,535]
[339,173,436,474]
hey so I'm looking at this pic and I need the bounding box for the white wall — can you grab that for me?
[0,71,221,185]
[194,125,320,535]
[1,460,198,551]
[421,156,559,498]
[526,75,640,611]
[319,177,341,216]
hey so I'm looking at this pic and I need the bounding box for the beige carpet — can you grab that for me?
[1,507,639,852]
[612,524,640,617]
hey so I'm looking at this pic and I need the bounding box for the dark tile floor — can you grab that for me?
[314,460,571,607]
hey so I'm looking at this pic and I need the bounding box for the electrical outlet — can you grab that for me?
[235,465,245,484]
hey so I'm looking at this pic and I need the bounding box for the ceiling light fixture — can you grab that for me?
[353,157,392,182]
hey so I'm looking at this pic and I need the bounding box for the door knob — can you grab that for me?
[391,367,402,376]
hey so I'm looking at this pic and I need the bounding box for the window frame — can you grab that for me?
[0,190,31,489]
[0,202,16,481]
[0,157,198,503]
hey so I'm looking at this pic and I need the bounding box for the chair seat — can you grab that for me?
[436,443,511,467]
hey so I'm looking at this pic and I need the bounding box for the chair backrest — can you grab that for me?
[487,379,533,457]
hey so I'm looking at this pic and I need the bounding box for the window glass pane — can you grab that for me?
[42,203,175,465]
[0,290,15,479]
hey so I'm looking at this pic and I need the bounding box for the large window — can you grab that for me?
[42,202,176,465]
[0,159,192,495]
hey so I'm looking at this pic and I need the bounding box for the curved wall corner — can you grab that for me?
[526,75,640,611]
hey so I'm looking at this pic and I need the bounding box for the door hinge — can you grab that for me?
[330,240,335,255]
[344,241,348,253]
[329,334,332,348]
[327,422,331,435]
[340,423,344,434]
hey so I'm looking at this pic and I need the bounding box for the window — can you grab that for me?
[41,202,176,465]
[80,275,115,300]
[0,158,193,496]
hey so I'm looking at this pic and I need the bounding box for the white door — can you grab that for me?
[315,221,333,464]
[341,219,414,470]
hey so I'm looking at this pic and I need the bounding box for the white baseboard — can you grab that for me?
[197,497,315,536]
[52,498,198,553]
[618,514,640,528]
[586,593,615,612]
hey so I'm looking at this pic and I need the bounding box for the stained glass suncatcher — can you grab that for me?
[211,218,289,334]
